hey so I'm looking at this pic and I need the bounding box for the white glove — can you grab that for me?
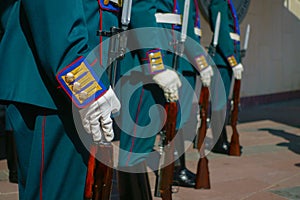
[200,65,214,87]
[232,63,244,80]
[153,69,182,102]
[79,87,120,142]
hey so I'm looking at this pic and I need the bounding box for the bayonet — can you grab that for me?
[155,1,190,199]
[241,24,250,58]
[213,12,221,48]
[173,0,190,70]
[208,11,221,57]
[97,0,132,88]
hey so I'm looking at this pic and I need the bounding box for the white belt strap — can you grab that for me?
[230,32,240,41]
[194,27,202,37]
[155,13,182,25]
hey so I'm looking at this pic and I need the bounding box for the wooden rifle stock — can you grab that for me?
[229,79,241,156]
[155,102,177,200]
[195,86,210,189]
[84,143,114,200]
[85,145,97,199]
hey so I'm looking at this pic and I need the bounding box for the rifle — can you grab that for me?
[97,0,132,88]
[154,102,178,200]
[84,1,132,199]
[228,24,250,156]
[228,78,241,156]
[84,143,114,200]
[154,0,190,199]
[194,11,220,189]
[195,86,210,189]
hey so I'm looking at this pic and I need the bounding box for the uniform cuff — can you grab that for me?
[143,49,166,74]
[56,57,107,108]
[227,55,238,67]
[194,54,209,72]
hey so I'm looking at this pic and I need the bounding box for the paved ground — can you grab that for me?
[0,98,299,200]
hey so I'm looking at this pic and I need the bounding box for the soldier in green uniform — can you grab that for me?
[115,0,213,198]
[172,0,215,188]
[209,0,244,154]
[0,0,120,199]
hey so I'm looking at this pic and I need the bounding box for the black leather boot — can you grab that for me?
[211,127,230,154]
[173,155,196,188]
[6,131,18,184]
[173,130,195,188]
[117,161,152,200]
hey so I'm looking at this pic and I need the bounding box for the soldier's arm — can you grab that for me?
[130,0,169,74]
[180,1,211,75]
[129,0,182,102]
[21,0,110,108]
[210,0,238,68]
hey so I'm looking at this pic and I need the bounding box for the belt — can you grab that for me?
[230,32,240,41]
[155,13,202,37]
[155,13,182,25]
[194,27,202,37]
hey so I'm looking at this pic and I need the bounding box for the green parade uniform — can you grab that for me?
[172,0,213,188]
[0,0,119,199]
[115,0,211,198]
[209,0,242,154]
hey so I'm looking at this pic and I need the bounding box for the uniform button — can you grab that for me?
[73,82,81,92]
[65,73,75,83]
[79,91,88,101]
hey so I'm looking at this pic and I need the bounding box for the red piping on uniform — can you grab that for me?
[40,115,46,200]
[90,59,98,67]
[126,88,145,166]
[98,1,103,66]
[194,0,200,19]
[173,0,177,13]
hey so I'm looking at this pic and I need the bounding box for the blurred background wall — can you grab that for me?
[199,0,300,104]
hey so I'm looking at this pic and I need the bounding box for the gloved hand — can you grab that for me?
[79,86,120,143]
[200,65,214,87]
[232,63,244,80]
[153,69,182,102]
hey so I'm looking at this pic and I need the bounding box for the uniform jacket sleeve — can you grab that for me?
[129,0,168,74]
[21,0,109,108]
[182,0,210,73]
[209,0,237,67]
